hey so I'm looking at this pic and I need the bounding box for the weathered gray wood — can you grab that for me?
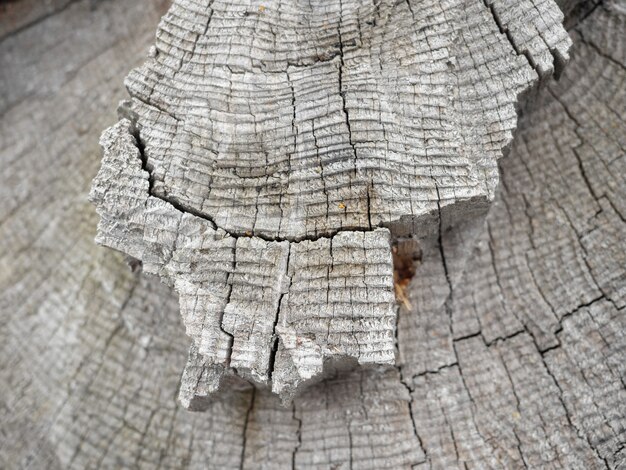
[90,0,572,401]
[122,0,568,241]
[0,0,75,40]
[90,125,398,399]
[0,0,624,468]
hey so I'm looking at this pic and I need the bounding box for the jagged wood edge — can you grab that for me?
[0,0,624,468]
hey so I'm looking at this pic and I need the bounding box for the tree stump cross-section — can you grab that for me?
[90,0,572,405]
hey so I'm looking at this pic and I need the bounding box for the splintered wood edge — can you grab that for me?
[90,0,572,404]
[91,120,398,403]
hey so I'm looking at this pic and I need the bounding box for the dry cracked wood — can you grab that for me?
[1,0,625,468]
[90,0,572,401]
[91,126,396,400]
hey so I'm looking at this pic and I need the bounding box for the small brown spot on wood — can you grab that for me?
[126,256,143,273]
[392,238,421,309]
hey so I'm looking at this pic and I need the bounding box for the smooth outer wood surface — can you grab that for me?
[0,0,624,468]
[90,0,572,401]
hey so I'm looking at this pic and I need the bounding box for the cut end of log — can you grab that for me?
[91,120,399,403]
[89,0,572,405]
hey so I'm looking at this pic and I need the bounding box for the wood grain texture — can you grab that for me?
[0,0,624,468]
[90,124,397,399]
[90,0,571,400]
[122,0,569,241]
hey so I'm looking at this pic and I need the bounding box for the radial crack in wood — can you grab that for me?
[90,0,572,404]
[91,120,397,402]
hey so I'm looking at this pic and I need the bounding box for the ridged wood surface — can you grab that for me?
[90,0,571,399]
[0,0,624,468]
